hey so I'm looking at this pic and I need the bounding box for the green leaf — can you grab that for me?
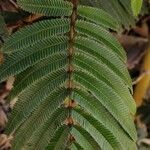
[17,0,73,16]
[46,125,71,150]
[3,19,70,54]
[78,5,120,30]
[131,0,143,16]
[1,1,137,149]
[80,0,136,29]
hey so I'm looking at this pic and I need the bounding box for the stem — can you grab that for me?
[65,0,78,127]
[67,0,78,98]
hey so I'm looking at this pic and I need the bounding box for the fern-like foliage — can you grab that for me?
[80,0,148,29]
[0,0,137,149]
[80,0,136,29]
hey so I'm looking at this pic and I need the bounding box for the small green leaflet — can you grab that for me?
[131,0,143,16]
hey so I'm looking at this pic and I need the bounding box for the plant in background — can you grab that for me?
[0,0,137,149]
[131,0,143,16]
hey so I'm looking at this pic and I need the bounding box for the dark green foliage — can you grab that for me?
[0,0,137,149]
